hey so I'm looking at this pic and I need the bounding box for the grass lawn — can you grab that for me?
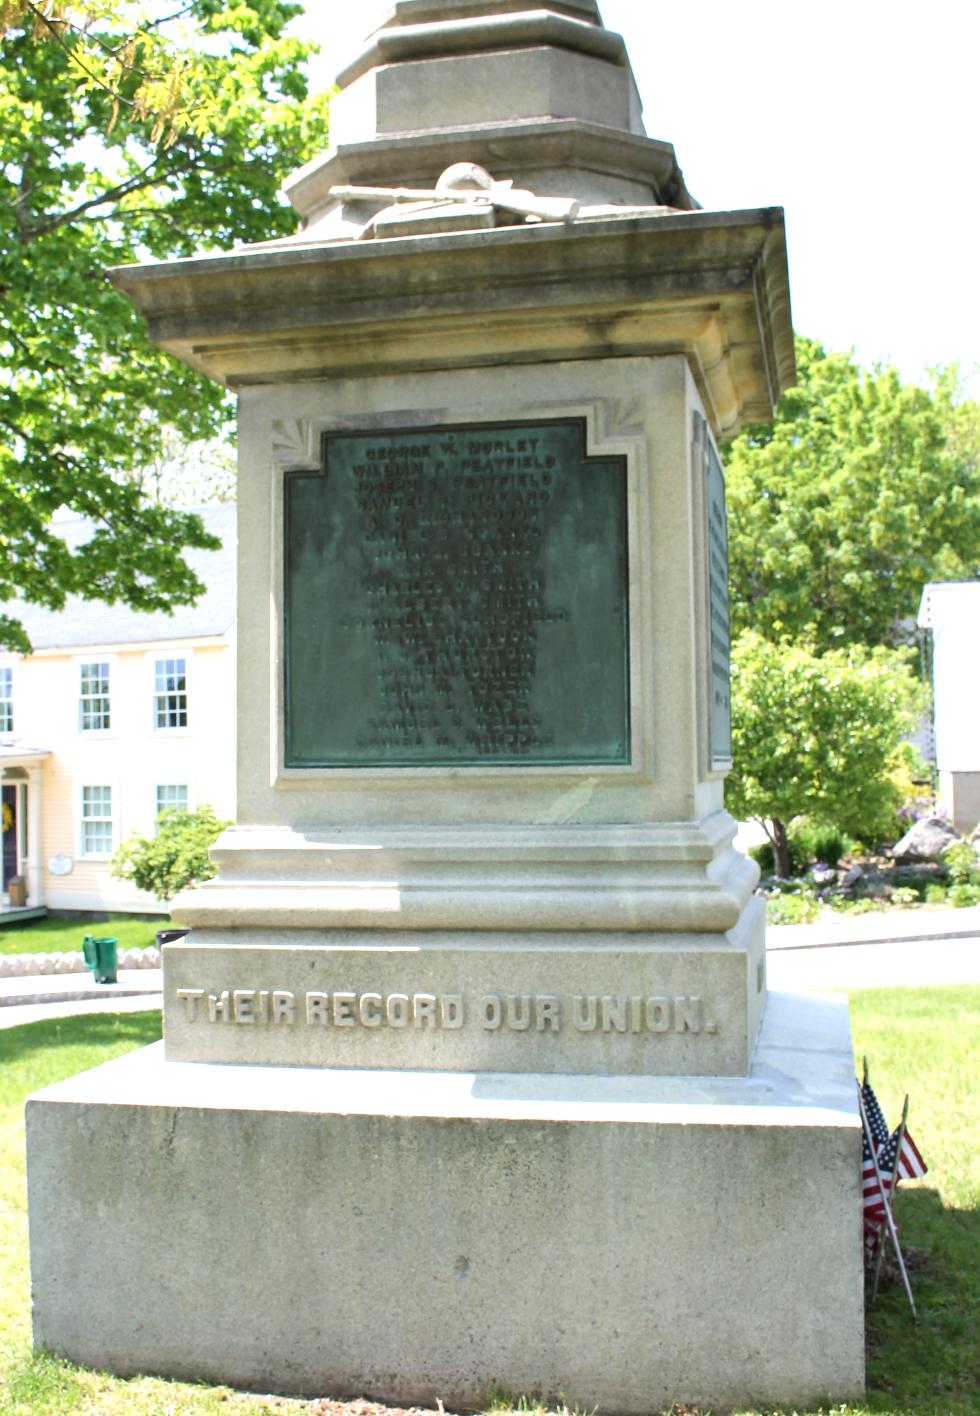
[0,988,977,1415]
[0,913,165,956]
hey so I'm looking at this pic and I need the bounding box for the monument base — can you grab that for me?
[26,990,864,1413]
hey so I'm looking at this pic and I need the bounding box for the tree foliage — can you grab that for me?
[112,804,230,901]
[0,0,330,649]
[726,631,925,876]
[725,338,980,653]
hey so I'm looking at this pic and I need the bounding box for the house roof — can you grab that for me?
[6,503,236,652]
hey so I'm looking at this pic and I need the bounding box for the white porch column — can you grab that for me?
[27,764,44,908]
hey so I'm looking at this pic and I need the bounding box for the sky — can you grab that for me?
[292,1,980,396]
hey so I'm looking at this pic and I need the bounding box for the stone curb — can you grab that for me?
[767,926,980,952]
[0,947,162,978]
[2,985,161,1008]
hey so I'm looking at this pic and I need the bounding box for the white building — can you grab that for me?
[918,580,980,834]
[0,503,236,914]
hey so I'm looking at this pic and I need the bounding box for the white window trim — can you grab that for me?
[75,653,117,738]
[79,782,116,860]
[0,663,13,736]
[154,782,191,830]
[145,648,193,736]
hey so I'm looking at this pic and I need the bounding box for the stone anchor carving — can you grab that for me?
[330,161,581,228]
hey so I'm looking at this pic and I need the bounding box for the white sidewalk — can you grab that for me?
[0,969,162,1029]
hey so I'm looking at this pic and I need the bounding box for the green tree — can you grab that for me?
[0,0,330,650]
[726,631,925,878]
[112,804,231,901]
[725,338,980,652]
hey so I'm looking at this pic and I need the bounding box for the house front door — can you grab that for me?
[2,785,17,894]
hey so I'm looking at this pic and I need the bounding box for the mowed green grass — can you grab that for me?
[0,913,164,956]
[0,989,976,1416]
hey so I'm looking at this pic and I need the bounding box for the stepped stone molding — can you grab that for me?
[170,817,759,933]
[382,0,603,24]
[335,10,625,90]
[283,120,698,228]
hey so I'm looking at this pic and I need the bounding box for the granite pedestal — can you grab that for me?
[27,990,864,1413]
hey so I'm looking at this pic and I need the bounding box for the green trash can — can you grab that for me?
[82,934,118,985]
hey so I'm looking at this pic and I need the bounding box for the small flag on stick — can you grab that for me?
[862,1127,890,1231]
[895,1126,928,1180]
[857,1079,918,1318]
[861,1078,889,1149]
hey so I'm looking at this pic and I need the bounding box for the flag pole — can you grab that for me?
[871,1095,911,1305]
[857,1083,917,1319]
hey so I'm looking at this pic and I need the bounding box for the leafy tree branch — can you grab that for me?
[0,0,330,650]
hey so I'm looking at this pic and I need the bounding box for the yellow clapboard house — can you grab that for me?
[0,503,236,915]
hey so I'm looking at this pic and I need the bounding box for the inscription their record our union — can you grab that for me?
[705,439,732,768]
[284,419,630,767]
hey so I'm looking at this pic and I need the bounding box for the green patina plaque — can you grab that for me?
[284,418,630,768]
[705,439,732,768]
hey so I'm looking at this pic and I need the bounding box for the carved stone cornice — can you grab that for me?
[110,206,793,438]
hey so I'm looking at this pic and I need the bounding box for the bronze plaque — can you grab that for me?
[284,419,630,768]
[705,439,732,768]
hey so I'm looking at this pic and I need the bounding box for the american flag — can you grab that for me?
[862,1127,889,1232]
[859,1080,928,1235]
[862,1079,889,1148]
[894,1126,928,1180]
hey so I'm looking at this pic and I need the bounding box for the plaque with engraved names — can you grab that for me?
[284,419,630,767]
[705,439,732,768]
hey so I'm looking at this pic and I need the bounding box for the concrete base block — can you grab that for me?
[26,990,864,1412]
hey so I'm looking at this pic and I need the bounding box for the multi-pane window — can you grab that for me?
[79,662,110,731]
[155,783,189,821]
[154,657,187,729]
[81,785,113,855]
[0,667,12,734]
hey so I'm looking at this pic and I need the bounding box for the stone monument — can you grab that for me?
[26,4,865,1409]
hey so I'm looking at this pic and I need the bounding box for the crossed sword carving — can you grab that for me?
[329,165,580,225]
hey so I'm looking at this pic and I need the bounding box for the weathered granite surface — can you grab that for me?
[27,989,865,1412]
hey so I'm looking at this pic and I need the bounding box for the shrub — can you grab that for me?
[749,821,853,877]
[843,898,878,914]
[766,890,820,925]
[889,886,919,907]
[749,842,775,875]
[789,818,856,869]
[924,882,948,905]
[950,883,980,908]
[112,806,231,904]
[750,840,805,877]
[944,841,980,888]
[827,896,879,914]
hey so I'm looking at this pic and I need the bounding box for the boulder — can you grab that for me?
[892,815,961,861]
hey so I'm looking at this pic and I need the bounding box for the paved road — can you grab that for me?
[765,934,980,991]
[766,903,980,990]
